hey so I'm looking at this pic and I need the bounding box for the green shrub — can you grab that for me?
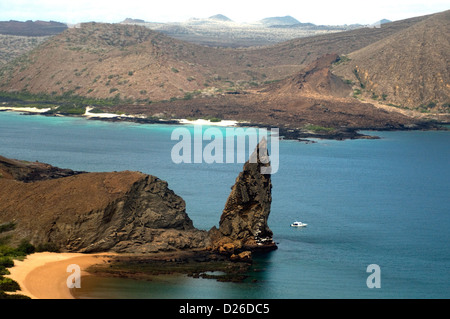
[0,238,38,298]
[353,69,365,88]
[0,90,128,109]
[0,290,30,299]
[305,124,335,133]
[17,240,35,255]
[353,89,361,97]
[0,266,9,276]
[36,242,59,253]
[87,107,105,114]
[0,244,16,256]
[0,257,14,268]
[183,92,193,100]
[334,55,351,65]
[0,277,20,292]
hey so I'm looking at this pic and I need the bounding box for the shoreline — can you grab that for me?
[4,250,255,299]
[0,106,239,127]
[5,252,114,299]
[0,106,51,113]
[1,106,448,141]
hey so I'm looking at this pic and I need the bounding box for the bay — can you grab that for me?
[1,111,449,298]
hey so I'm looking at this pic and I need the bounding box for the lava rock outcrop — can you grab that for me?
[0,162,209,253]
[209,138,277,254]
[0,139,276,257]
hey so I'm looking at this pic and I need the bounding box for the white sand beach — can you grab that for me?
[0,106,51,113]
[1,106,240,127]
[84,106,120,118]
[177,118,238,126]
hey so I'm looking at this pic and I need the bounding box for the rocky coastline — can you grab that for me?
[0,139,277,281]
[3,105,447,142]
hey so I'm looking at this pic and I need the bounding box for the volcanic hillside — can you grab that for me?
[262,53,352,99]
[0,23,215,102]
[0,20,67,37]
[249,53,418,130]
[333,10,450,110]
[104,53,419,136]
[0,12,439,104]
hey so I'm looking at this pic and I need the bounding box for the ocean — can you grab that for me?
[1,111,449,299]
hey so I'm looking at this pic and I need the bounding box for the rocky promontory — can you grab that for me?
[0,155,84,182]
[0,140,276,260]
[209,138,277,256]
[0,164,209,253]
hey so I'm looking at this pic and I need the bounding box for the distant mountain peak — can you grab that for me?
[378,19,392,24]
[121,18,146,24]
[0,20,67,36]
[208,14,233,22]
[259,15,300,26]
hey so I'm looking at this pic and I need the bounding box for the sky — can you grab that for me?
[0,0,449,25]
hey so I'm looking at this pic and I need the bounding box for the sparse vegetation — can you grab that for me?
[353,68,365,89]
[417,101,438,113]
[353,88,362,98]
[333,55,351,66]
[0,277,20,292]
[0,222,36,299]
[304,124,335,133]
[87,107,105,114]
[0,15,448,129]
[47,105,86,115]
[0,90,131,110]
[183,92,193,100]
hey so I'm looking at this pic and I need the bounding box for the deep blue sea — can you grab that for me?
[1,111,449,299]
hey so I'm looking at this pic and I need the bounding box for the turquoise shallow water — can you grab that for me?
[1,111,449,298]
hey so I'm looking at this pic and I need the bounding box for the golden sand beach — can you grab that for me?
[6,252,113,299]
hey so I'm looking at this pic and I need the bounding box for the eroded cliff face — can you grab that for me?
[209,138,277,254]
[0,160,209,253]
[0,141,276,257]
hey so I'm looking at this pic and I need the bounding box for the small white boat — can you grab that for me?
[291,221,307,227]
